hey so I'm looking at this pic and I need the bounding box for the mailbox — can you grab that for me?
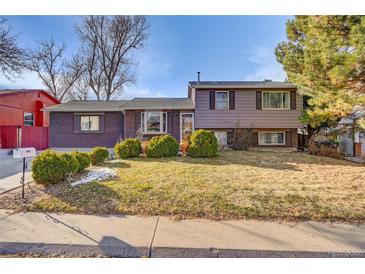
[13,147,36,158]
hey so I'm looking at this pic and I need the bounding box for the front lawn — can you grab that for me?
[1,151,364,222]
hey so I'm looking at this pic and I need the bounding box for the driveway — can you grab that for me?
[0,155,35,194]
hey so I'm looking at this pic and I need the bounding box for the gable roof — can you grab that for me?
[44,100,128,112]
[0,89,60,103]
[188,81,296,89]
[122,97,194,110]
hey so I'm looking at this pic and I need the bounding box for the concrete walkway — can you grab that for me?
[0,209,364,257]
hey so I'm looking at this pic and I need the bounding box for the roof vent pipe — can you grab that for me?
[197,71,201,83]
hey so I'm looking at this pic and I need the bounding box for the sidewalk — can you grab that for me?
[0,209,364,257]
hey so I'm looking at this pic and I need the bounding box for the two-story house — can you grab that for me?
[45,80,303,150]
[189,81,303,148]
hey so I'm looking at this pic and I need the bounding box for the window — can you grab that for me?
[24,112,34,126]
[216,91,229,110]
[259,132,285,145]
[214,131,227,146]
[141,112,167,134]
[80,116,100,131]
[263,91,289,109]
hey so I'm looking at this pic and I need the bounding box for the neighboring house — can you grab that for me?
[45,98,194,148]
[338,106,365,157]
[0,89,60,150]
[45,80,303,150]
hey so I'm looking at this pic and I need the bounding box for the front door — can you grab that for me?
[180,113,194,142]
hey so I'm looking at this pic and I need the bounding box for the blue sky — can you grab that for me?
[1,16,290,99]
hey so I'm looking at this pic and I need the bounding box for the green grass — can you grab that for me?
[7,151,365,221]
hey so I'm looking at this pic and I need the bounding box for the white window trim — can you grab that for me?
[180,112,194,142]
[262,91,290,110]
[24,112,34,127]
[258,131,286,146]
[215,91,229,110]
[80,115,100,131]
[141,111,167,134]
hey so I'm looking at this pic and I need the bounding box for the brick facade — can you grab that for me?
[50,112,124,148]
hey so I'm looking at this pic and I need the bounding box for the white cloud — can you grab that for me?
[244,46,287,81]
[120,86,165,99]
[134,47,172,81]
[0,72,44,89]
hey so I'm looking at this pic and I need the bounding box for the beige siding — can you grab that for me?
[194,90,303,129]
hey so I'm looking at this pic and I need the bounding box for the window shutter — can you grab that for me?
[99,115,105,133]
[256,91,262,110]
[290,91,296,110]
[229,91,235,110]
[73,114,81,133]
[252,132,258,146]
[209,90,215,110]
[135,111,141,133]
[285,131,292,146]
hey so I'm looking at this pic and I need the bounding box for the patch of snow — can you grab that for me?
[71,167,117,186]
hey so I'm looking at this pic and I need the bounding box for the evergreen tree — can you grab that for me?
[276,16,365,130]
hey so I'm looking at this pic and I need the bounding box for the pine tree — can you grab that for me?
[276,16,365,130]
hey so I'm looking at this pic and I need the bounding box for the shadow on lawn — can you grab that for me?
[125,151,361,171]
[104,161,130,169]
[43,181,123,215]
[127,156,301,171]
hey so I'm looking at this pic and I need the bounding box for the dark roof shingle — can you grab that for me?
[122,97,194,110]
[44,98,194,112]
[189,81,296,89]
[44,100,128,112]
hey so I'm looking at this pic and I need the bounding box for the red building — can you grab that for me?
[0,90,60,149]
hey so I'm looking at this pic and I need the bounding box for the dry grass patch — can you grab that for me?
[1,151,364,222]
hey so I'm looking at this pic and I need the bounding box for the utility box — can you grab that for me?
[13,147,36,158]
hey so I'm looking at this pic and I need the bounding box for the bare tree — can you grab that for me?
[0,17,25,80]
[27,38,84,101]
[76,16,149,100]
[68,73,90,101]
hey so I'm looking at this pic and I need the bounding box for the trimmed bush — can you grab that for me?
[61,153,79,175]
[115,138,141,159]
[71,151,91,173]
[188,129,218,158]
[146,134,179,158]
[162,134,179,156]
[90,146,109,165]
[32,150,69,185]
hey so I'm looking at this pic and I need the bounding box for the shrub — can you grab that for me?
[32,150,69,185]
[61,153,79,175]
[317,147,344,159]
[188,129,218,158]
[90,146,109,165]
[308,142,343,159]
[228,128,253,151]
[161,134,179,156]
[146,134,179,158]
[115,138,141,159]
[71,151,91,173]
